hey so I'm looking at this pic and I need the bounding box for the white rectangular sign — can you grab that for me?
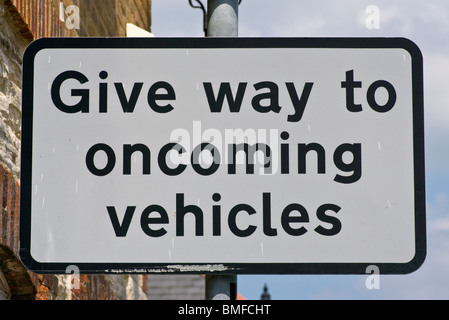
[20,38,425,274]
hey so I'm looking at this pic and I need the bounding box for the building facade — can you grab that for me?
[0,0,156,300]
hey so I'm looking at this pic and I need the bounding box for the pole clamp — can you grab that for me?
[188,0,242,35]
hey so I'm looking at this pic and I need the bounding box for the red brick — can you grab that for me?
[1,0,153,301]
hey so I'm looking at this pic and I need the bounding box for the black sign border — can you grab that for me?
[20,37,425,275]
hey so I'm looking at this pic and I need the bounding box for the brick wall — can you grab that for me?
[148,275,205,300]
[6,0,152,38]
[0,0,151,300]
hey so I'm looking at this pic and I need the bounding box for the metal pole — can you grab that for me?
[205,274,237,300]
[204,0,238,300]
[206,0,238,37]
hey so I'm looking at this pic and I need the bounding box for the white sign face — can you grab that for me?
[20,38,425,274]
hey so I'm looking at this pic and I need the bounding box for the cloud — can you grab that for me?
[423,54,449,173]
[424,55,449,127]
[369,192,449,299]
[428,193,449,230]
[151,0,204,37]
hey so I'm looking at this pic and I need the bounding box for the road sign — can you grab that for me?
[20,37,425,274]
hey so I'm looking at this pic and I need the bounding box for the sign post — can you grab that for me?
[204,0,239,300]
[20,37,426,278]
[206,0,238,37]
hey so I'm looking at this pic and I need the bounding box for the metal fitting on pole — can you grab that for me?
[205,274,237,300]
[207,0,238,37]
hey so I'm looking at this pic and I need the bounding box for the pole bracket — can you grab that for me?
[188,0,242,35]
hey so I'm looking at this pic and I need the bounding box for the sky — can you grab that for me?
[149,0,449,299]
